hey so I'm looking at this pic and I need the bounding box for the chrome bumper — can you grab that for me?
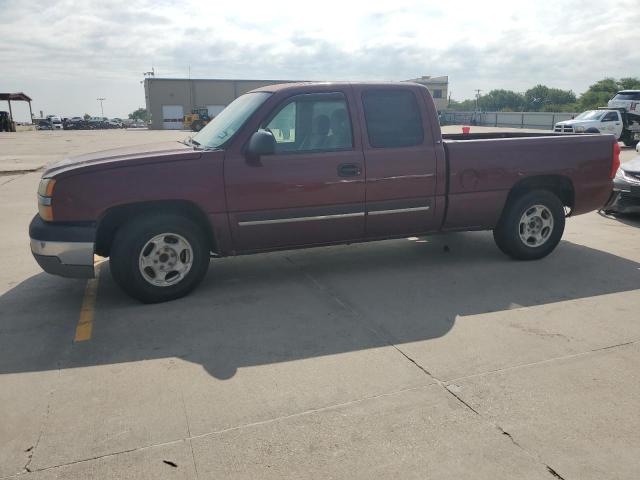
[29,215,96,278]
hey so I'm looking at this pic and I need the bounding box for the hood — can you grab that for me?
[621,155,640,173]
[44,141,202,177]
[556,119,598,126]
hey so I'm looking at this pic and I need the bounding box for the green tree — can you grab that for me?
[478,89,526,112]
[447,98,477,111]
[83,113,91,120]
[547,88,576,105]
[576,77,640,110]
[524,85,576,111]
[618,77,640,90]
[128,108,149,121]
[578,78,619,110]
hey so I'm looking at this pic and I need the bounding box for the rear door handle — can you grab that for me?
[338,163,362,177]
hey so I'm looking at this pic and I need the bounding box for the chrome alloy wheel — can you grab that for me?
[518,205,554,247]
[138,233,193,287]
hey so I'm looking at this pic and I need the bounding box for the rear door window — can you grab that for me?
[362,90,424,148]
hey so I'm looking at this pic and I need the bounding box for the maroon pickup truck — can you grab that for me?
[30,82,618,302]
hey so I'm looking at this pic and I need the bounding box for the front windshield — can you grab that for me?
[192,92,271,149]
[575,110,604,120]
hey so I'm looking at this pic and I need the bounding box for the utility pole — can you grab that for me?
[474,89,482,111]
[97,98,106,118]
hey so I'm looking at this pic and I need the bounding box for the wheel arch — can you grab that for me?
[503,175,575,217]
[95,200,216,257]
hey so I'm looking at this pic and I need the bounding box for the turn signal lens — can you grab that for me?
[611,142,620,179]
[37,178,56,221]
[37,178,56,197]
[38,204,54,222]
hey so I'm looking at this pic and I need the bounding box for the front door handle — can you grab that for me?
[338,163,362,177]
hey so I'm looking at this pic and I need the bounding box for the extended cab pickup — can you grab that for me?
[30,82,618,303]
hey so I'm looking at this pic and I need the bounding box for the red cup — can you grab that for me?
[462,126,471,134]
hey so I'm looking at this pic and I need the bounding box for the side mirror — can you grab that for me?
[246,129,276,158]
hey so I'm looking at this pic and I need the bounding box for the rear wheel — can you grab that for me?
[110,214,210,303]
[493,190,565,260]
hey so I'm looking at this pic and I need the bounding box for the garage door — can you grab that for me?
[207,105,226,118]
[162,105,184,130]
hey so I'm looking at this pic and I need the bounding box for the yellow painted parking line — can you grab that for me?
[73,257,105,342]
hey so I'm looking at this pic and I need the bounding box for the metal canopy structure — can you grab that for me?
[0,92,34,125]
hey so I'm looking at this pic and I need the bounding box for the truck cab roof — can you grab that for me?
[249,81,425,94]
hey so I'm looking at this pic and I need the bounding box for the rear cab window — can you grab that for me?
[361,89,424,148]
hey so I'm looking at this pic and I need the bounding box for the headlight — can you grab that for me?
[574,126,585,133]
[37,178,56,221]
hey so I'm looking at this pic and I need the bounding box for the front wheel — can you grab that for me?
[493,190,565,260]
[110,214,210,303]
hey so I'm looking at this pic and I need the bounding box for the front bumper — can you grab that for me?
[29,215,96,278]
[604,178,640,214]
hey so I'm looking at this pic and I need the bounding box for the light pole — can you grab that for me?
[97,98,106,118]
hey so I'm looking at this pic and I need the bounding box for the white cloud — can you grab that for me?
[1,0,638,119]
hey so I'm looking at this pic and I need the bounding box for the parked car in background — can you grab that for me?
[608,90,640,113]
[29,82,617,303]
[605,154,640,214]
[126,119,147,128]
[608,90,640,146]
[107,119,124,129]
[87,117,107,129]
[64,117,90,130]
[0,111,13,132]
[46,115,63,130]
[36,120,53,130]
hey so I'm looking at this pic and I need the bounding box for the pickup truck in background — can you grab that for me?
[554,107,640,147]
[30,82,618,303]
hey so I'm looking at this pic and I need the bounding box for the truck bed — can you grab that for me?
[441,133,615,230]
[442,131,579,141]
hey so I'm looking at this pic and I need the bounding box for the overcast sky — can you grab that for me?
[1,0,638,120]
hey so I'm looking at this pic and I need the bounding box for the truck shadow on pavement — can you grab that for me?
[1,231,639,379]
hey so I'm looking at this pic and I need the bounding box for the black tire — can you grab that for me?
[622,134,638,147]
[493,190,565,260]
[191,120,203,132]
[109,214,210,303]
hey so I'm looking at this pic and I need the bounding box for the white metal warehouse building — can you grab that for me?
[143,75,449,130]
